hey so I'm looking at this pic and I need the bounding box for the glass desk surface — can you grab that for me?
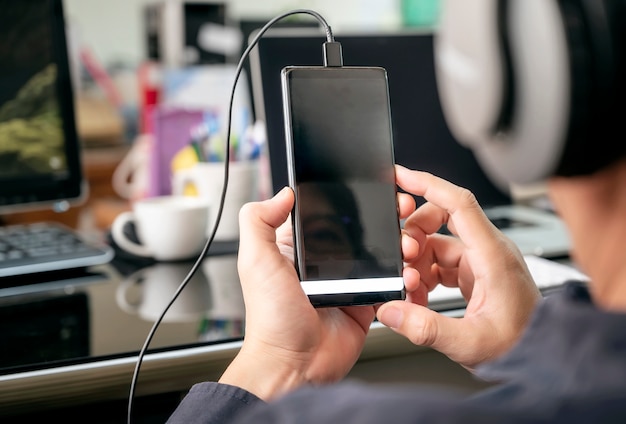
[0,240,243,375]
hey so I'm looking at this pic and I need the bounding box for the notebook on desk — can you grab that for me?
[0,0,114,279]
[249,28,571,259]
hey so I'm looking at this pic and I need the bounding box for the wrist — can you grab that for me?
[219,345,309,401]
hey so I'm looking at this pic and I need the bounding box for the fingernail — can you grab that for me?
[277,186,292,198]
[380,306,403,329]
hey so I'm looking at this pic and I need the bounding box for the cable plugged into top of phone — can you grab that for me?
[323,41,343,67]
[126,8,340,424]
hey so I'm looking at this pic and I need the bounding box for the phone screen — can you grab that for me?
[282,66,404,305]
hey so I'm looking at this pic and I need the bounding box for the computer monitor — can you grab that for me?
[250,28,512,208]
[0,0,85,214]
[237,19,319,121]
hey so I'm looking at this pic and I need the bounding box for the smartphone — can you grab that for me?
[281,65,405,307]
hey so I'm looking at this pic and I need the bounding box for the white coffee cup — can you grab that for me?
[171,160,259,241]
[111,195,209,261]
[116,262,212,323]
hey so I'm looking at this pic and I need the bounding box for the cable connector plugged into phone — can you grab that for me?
[323,41,343,67]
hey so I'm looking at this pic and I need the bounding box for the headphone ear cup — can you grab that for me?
[436,0,572,187]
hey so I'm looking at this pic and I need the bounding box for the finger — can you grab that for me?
[239,187,294,234]
[376,300,475,360]
[237,187,298,288]
[397,192,416,220]
[400,233,459,291]
[401,231,420,263]
[401,265,421,294]
[401,267,428,306]
[395,165,502,252]
[403,201,449,238]
[411,234,467,289]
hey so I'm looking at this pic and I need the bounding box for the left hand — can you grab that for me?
[377,166,541,370]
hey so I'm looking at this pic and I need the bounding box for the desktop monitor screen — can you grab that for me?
[0,0,84,213]
[250,29,511,208]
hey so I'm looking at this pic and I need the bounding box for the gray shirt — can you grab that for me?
[167,282,626,423]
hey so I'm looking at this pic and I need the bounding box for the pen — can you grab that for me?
[190,140,205,162]
[189,122,209,162]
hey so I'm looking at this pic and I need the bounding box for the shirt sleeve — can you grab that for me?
[166,382,263,424]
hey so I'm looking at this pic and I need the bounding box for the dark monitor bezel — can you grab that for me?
[250,28,512,208]
[0,0,85,214]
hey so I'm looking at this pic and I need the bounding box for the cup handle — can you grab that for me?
[111,211,153,258]
[115,269,146,315]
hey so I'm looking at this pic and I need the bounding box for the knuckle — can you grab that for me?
[457,187,479,208]
[238,201,256,221]
[406,314,438,348]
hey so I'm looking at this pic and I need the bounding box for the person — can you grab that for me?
[166,157,626,423]
[166,6,626,424]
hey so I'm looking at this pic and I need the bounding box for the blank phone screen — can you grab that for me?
[284,67,403,282]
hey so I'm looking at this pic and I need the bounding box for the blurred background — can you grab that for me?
[64,0,436,67]
[19,0,441,233]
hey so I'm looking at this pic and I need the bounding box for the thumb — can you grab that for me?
[237,187,295,281]
[238,186,294,255]
[239,186,294,236]
[376,301,477,366]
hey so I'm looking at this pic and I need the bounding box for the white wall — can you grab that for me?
[64,0,401,67]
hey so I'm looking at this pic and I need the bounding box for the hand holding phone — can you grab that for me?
[281,65,405,307]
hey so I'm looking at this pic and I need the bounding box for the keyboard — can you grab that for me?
[0,222,115,278]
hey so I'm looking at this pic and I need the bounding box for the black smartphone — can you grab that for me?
[281,65,405,307]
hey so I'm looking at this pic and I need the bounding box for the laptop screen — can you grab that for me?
[250,29,511,208]
[0,0,84,213]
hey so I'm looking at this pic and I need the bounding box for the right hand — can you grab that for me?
[221,187,376,401]
[377,165,541,370]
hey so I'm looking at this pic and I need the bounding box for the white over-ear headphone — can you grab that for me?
[435,0,624,187]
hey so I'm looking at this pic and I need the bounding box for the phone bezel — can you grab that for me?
[281,65,405,307]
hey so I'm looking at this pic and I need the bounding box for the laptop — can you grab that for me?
[0,0,114,279]
[249,28,571,259]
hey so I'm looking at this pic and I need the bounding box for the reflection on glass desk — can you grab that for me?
[0,240,244,374]
[0,240,256,416]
